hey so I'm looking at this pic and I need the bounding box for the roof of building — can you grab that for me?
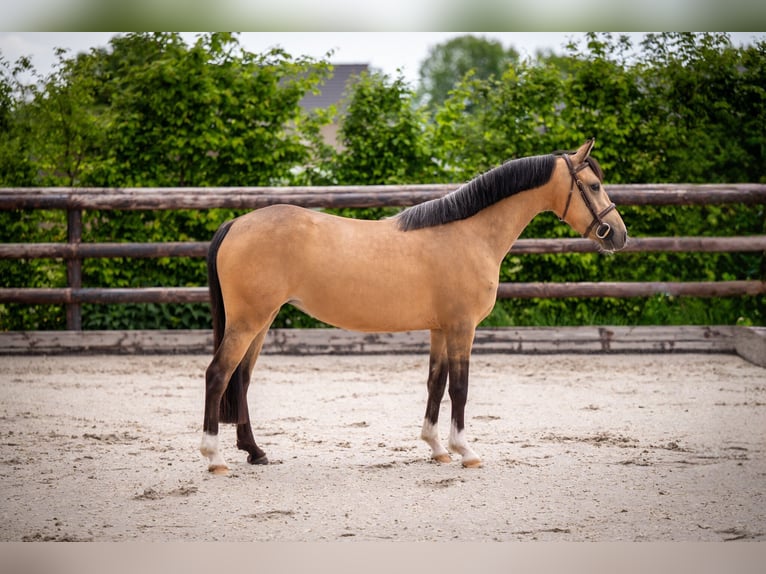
[299,63,369,112]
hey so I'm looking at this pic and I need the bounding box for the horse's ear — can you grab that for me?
[572,138,596,164]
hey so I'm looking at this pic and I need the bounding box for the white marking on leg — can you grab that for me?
[420,419,450,462]
[448,421,481,467]
[200,432,228,472]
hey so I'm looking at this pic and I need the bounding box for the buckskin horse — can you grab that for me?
[200,139,627,474]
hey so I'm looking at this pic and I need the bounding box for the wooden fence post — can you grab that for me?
[66,207,82,330]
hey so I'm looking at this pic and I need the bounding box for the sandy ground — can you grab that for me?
[0,351,764,542]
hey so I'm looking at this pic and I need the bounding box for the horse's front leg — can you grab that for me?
[446,325,482,468]
[420,329,451,463]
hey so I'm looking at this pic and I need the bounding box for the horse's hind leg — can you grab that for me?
[235,330,269,465]
[201,323,261,474]
[420,329,451,463]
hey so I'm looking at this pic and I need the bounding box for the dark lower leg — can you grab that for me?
[237,422,268,464]
[203,363,229,436]
[421,330,450,461]
[424,353,449,425]
[448,357,469,434]
[234,330,269,464]
[446,327,481,467]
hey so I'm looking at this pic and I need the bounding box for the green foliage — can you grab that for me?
[0,209,68,329]
[1,32,764,331]
[632,33,766,184]
[0,55,36,186]
[332,71,437,185]
[90,34,331,188]
[417,34,519,111]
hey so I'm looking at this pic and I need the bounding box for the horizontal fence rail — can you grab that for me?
[3,281,765,306]
[2,183,766,211]
[1,183,765,330]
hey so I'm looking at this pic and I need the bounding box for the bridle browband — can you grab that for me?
[559,153,616,240]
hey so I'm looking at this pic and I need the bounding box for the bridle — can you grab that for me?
[560,154,616,240]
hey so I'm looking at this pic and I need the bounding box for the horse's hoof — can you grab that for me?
[209,464,229,475]
[462,458,482,469]
[248,454,269,465]
[432,453,452,463]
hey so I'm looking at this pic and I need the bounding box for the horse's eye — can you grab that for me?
[590,182,600,192]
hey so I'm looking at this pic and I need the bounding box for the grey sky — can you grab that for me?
[1,32,764,88]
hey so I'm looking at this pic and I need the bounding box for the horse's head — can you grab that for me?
[555,139,627,253]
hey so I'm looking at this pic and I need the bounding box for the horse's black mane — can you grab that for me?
[396,154,559,231]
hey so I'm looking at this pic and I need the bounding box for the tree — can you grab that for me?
[86,32,332,187]
[417,34,518,110]
[333,71,436,185]
[0,55,38,186]
[634,32,766,184]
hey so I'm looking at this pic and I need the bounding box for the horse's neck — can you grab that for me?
[463,183,556,265]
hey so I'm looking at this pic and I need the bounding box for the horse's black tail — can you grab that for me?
[207,220,248,424]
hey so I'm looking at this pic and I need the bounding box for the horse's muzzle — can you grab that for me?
[601,227,628,252]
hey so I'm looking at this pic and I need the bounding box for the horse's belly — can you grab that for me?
[289,283,438,333]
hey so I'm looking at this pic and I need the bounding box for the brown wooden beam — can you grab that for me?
[0,242,209,259]
[496,280,766,299]
[1,281,763,305]
[2,184,765,210]
[0,326,747,356]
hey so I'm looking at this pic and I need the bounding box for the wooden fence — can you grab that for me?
[1,183,765,331]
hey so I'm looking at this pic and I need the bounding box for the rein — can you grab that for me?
[560,154,616,240]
